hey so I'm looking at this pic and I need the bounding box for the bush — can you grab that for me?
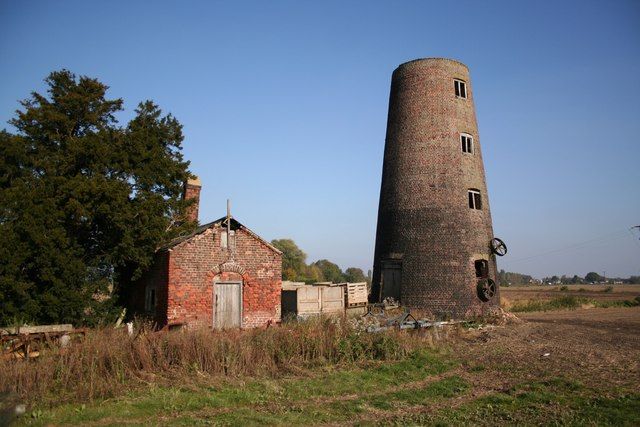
[511,295,640,312]
[511,296,581,312]
[0,317,431,405]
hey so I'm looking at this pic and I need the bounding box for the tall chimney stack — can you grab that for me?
[183,176,202,223]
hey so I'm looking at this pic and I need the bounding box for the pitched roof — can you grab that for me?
[159,217,282,254]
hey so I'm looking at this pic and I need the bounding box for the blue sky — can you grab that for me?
[1,0,639,278]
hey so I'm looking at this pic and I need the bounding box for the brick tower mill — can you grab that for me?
[370,58,507,319]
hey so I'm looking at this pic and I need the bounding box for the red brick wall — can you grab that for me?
[183,181,201,223]
[131,251,169,326]
[164,224,281,328]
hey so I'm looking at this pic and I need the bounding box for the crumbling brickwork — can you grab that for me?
[134,221,282,329]
[183,177,202,223]
[371,58,500,318]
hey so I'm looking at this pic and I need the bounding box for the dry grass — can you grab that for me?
[0,317,432,406]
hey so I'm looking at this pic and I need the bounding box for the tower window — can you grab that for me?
[475,260,489,278]
[468,189,482,210]
[461,133,473,153]
[454,79,467,98]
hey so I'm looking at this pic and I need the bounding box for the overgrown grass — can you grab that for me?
[511,296,640,312]
[15,358,640,426]
[0,317,437,406]
[15,350,463,426]
[511,296,582,312]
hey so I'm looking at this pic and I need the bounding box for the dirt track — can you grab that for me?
[456,307,640,392]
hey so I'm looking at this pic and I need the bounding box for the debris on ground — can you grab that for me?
[349,302,523,334]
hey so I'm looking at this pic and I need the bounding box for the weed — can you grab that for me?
[511,296,582,312]
[593,299,640,309]
[511,296,640,312]
[0,317,431,406]
[14,349,458,425]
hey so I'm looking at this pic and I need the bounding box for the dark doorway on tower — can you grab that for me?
[380,260,402,301]
[475,259,489,279]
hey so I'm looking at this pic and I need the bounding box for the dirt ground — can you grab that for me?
[500,284,640,305]
[455,307,640,393]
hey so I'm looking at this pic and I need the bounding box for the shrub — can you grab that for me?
[511,295,640,312]
[0,317,432,405]
[511,296,581,312]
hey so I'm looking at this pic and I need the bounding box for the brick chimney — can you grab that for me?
[183,176,201,223]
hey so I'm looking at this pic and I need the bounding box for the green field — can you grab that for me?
[11,306,640,426]
[18,348,639,426]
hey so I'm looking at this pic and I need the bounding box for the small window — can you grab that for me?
[475,260,489,278]
[468,189,482,210]
[145,287,156,312]
[461,133,473,154]
[454,79,467,98]
[221,230,228,248]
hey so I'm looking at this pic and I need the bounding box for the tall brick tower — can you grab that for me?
[371,58,505,319]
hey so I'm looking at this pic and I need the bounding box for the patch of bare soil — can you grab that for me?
[455,307,640,392]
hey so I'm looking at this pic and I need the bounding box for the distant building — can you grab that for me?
[130,178,282,329]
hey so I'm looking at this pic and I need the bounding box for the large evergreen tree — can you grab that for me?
[0,70,195,326]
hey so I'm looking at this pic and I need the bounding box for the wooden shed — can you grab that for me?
[281,283,345,318]
[281,282,368,318]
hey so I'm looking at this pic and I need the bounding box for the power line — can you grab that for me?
[507,228,632,265]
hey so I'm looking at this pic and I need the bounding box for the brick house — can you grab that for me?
[131,178,282,329]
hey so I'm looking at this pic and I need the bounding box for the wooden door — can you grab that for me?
[297,286,322,315]
[321,286,345,313]
[381,261,402,301]
[214,282,242,329]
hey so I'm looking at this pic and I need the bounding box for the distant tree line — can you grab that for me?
[539,272,639,285]
[270,239,370,284]
[497,270,533,286]
[498,270,640,286]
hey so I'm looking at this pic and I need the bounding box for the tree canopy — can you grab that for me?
[312,260,344,284]
[344,267,367,283]
[584,272,603,283]
[270,239,307,281]
[270,238,369,285]
[0,70,195,326]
